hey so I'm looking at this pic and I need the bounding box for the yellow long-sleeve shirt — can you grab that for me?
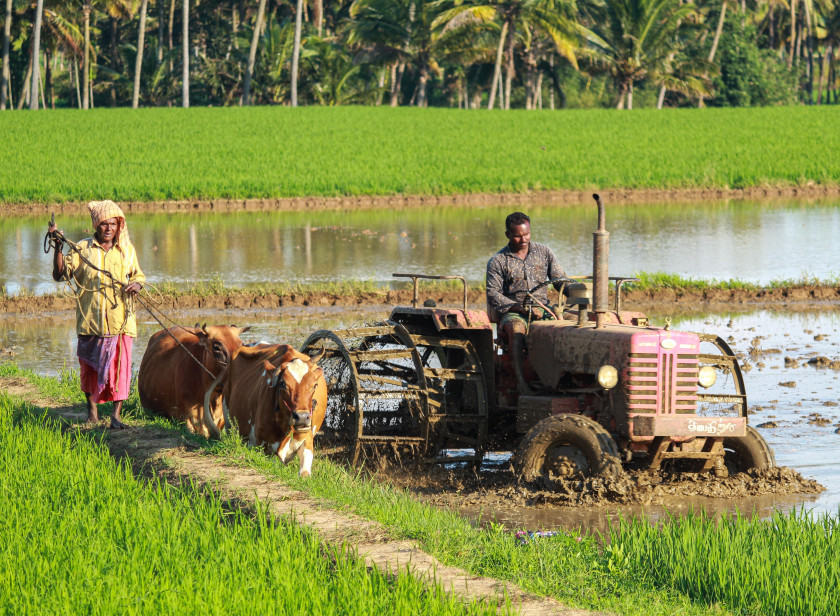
[63,237,146,337]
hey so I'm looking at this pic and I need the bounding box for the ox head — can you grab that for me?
[195,323,251,370]
[263,348,326,431]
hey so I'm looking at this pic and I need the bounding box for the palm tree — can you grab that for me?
[291,0,303,105]
[346,0,451,107]
[29,0,46,109]
[182,0,188,106]
[1,0,12,109]
[242,0,267,105]
[433,0,579,110]
[584,0,700,108]
[132,0,150,107]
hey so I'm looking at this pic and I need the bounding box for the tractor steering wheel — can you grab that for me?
[523,277,575,320]
[527,277,575,296]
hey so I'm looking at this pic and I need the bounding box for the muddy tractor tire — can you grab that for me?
[722,425,775,475]
[513,414,624,485]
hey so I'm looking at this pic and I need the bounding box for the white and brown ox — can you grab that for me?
[138,324,250,438]
[222,344,327,477]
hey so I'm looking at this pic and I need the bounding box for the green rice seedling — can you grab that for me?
[1,107,839,205]
[605,508,840,616]
[0,393,501,616]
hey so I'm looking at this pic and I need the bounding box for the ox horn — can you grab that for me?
[309,346,326,365]
[201,323,209,335]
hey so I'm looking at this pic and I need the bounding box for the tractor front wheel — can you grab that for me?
[513,414,624,486]
[722,426,775,475]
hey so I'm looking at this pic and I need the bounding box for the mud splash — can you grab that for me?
[381,462,824,511]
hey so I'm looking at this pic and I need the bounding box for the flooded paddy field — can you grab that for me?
[3,304,839,533]
[3,198,840,296]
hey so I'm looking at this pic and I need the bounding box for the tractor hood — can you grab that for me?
[527,320,701,390]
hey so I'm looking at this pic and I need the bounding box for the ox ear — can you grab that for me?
[309,346,326,365]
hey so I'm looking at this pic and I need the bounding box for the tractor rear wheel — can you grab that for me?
[513,414,624,486]
[722,426,775,475]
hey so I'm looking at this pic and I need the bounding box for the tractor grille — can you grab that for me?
[626,352,699,414]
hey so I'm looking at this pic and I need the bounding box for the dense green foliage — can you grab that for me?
[0,0,832,110]
[709,13,800,107]
[1,106,839,204]
[4,362,840,616]
[0,389,499,616]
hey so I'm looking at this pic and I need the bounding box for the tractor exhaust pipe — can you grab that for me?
[592,194,609,328]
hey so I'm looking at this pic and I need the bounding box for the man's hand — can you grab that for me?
[509,303,529,315]
[124,282,143,297]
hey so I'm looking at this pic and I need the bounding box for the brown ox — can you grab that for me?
[138,324,249,438]
[222,344,326,477]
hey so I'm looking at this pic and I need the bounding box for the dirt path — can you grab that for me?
[0,376,602,616]
[3,284,839,316]
[5,184,840,217]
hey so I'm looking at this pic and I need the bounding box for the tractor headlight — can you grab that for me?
[597,365,618,389]
[698,365,717,388]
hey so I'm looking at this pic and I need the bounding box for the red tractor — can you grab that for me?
[302,195,774,483]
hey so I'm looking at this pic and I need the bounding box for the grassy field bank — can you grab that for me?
[0,388,499,615]
[2,107,839,205]
[3,363,839,616]
[3,274,838,315]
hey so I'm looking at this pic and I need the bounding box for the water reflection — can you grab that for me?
[4,198,840,296]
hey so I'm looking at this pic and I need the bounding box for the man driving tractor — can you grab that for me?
[486,212,566,396]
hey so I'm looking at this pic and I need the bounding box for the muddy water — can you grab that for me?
[4,199,840,296]
[2,305,839,532]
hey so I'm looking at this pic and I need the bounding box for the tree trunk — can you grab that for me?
[242,0,267,105]
[504,20,515,110]
[45,47,53,108]
[415,67,428,107]
[375,67,385,106]
[83,5,90,109]
[788,0,796,68]
[627,82,634,109]
[535,70,543,109]
[29,0,45,110]
[803,0,813,103]
[290,0,303,106]
[133,0,149,108]
[389,62,400,106]
[708,0,727,63]
[1,0,12,110]
[169,0,176,73]
[699,0,727,107]
[314,0,322,36]
[109,17,118,106]
[817,45,832,105]
[524,45,535,110]
[157,0,165,64]
[487,20,508,109]
[657,85,666,108]
[74,58,81,108]
[17,49,30,109]
[182,0,189,107]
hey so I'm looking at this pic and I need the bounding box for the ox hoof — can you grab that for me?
[299,470,311,479]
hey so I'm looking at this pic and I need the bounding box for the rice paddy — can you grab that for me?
[1,106,839,204]
[0,389,500,616]
[3,363,839,616]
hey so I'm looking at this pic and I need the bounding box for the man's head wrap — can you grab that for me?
[88,200,130,247]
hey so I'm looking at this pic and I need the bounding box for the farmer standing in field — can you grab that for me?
[48,201,145,429]
[486,212,566,396]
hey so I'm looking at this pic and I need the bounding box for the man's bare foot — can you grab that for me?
[86,413,100,424]
[109,418,128,430]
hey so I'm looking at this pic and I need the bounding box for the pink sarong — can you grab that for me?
[78,335,133,403]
